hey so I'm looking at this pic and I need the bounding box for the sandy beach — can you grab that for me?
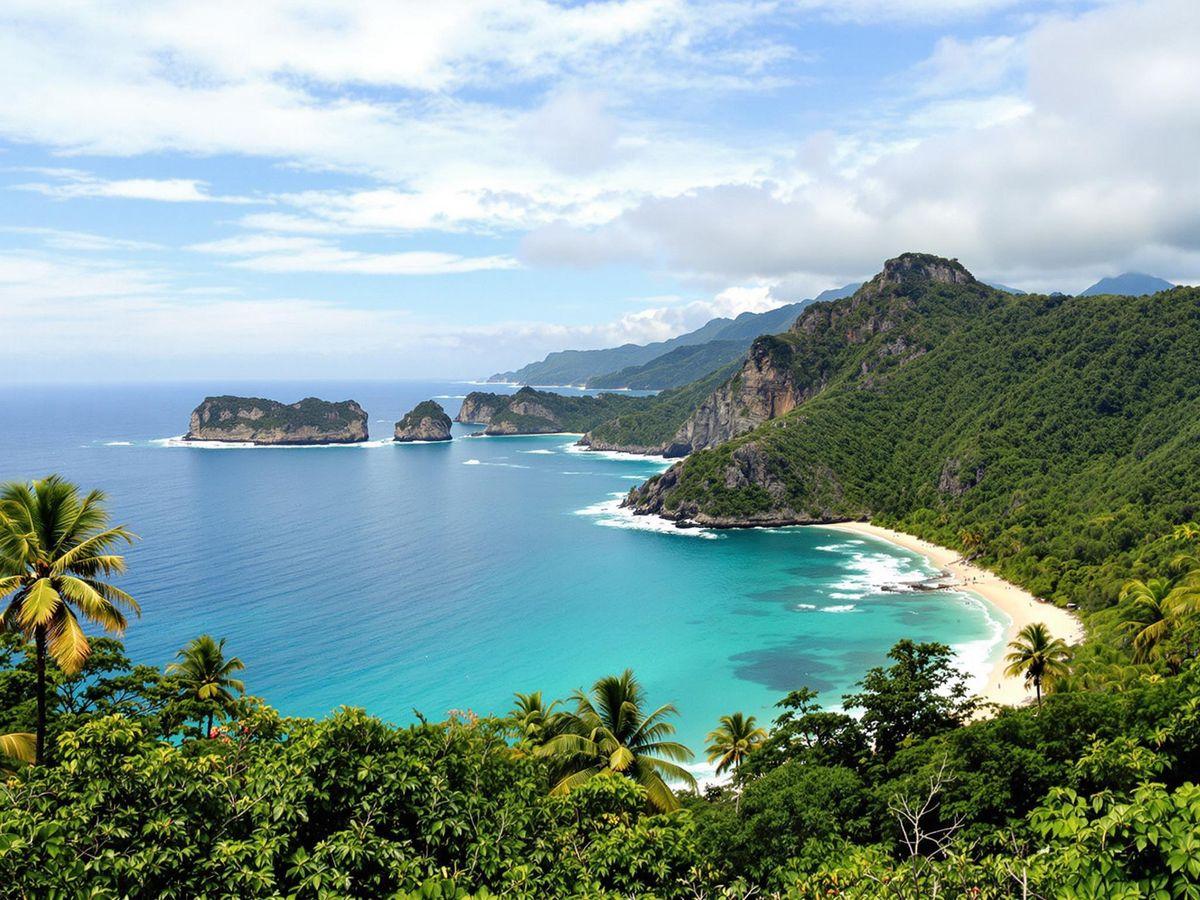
[819,521,1084,709]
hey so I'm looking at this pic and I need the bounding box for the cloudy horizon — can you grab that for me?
[2,0,1197,381]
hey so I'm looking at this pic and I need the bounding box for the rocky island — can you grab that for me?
[185,396,369,445]
[454,392,509,425]
[394,400,452,442]
[454,387,655,435]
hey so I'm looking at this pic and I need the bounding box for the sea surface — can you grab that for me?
[0,380,1005,764]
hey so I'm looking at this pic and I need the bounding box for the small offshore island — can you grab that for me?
[185,395,369,445]
[393,400,452,442]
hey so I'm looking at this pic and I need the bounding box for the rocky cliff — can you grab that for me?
[455,392,509,424]
[186,396,368,445]
[452,387,655,435]
[595,253,981,457]
[394,401,452,442]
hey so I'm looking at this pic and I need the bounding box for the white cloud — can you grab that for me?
[522,0,1200,288]
[523,89,622,174]
[913,35,1023,97]
[188,234,519,275]
[1,226,163,252]
[10,169,256,203]
[0,249,794,380]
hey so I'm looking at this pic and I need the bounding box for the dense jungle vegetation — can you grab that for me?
[2,475,1200,896]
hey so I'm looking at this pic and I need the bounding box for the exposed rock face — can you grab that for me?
[648,252,975,458]
[483,393,562,435]
[623,442,857,527]
[662,337,810,457]
[186,396,368,445]
[394,401,452,442]
[455,392,508,424]
[937,458,985,496]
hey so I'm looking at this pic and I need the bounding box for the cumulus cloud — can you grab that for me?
[522,0,1200,289]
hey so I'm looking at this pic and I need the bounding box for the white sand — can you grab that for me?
[820,521,1084,708]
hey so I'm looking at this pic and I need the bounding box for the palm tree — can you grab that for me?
[1119,578,1177,663]
[1004,622,1072,708]
[539,669,696,812]
[705,712,767,776]
[509,690,566,753]
[167,635,246,737]
[0,476,137,763]
[1,732,35,776]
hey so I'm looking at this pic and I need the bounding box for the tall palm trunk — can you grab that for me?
[205,710,214,738]
[1034,678,1042,710]
[34,624,46,765]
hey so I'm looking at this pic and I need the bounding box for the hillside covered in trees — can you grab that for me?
[624,254,1200,611]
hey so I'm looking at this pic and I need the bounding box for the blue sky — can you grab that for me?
[1,0,1197,381]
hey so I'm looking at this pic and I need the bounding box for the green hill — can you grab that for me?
[626,253,1200,610]
[585,340,745,389]
[581,363,740,453]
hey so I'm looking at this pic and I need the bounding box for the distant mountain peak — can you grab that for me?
[1080,272,1174,297]
[874,253,976,289]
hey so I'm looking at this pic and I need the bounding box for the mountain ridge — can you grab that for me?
[617,253,1200,610]
[486,283,860,387]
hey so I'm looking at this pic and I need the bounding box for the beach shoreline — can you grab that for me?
[818,521,1084,709]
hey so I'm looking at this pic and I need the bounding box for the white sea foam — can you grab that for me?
[562,443,671,466]
[434,394,467,399]
[103,441,133,446]
[950,592,1010,695]
[520,449,555,455]
[822,604,858,613]
[461,459,530,469]
[825,547,930,599]
[153,436,393,449]
[794,603,818,610]
[575,495,720,539]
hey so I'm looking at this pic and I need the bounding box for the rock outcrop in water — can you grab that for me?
[186,396,369,445]
[394,401,452,442]
[455,392,509,425]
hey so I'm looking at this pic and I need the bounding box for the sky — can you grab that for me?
[1,0,1198,381]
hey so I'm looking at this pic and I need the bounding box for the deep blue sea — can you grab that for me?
[0,380,1004,766]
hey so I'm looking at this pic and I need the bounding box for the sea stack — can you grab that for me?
[394,400,453,442]
[185,396,369,445]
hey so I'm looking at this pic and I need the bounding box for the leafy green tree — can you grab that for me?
[744,687,867,776]
[166,634,245,737]
[843,641,977,760]
[705,712,766,777]
[0,475,137,762]
[541,669,697,812]
[1004,622,1072,707]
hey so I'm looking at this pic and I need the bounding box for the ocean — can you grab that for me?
[0,379,1004,762]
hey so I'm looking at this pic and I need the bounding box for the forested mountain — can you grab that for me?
[586,340,745,389]
[487,284,859,386]
[1080,272,1175,296]
[623,253,1200,610]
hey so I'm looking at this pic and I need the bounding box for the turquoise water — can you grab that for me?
[0,381,1003,763]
